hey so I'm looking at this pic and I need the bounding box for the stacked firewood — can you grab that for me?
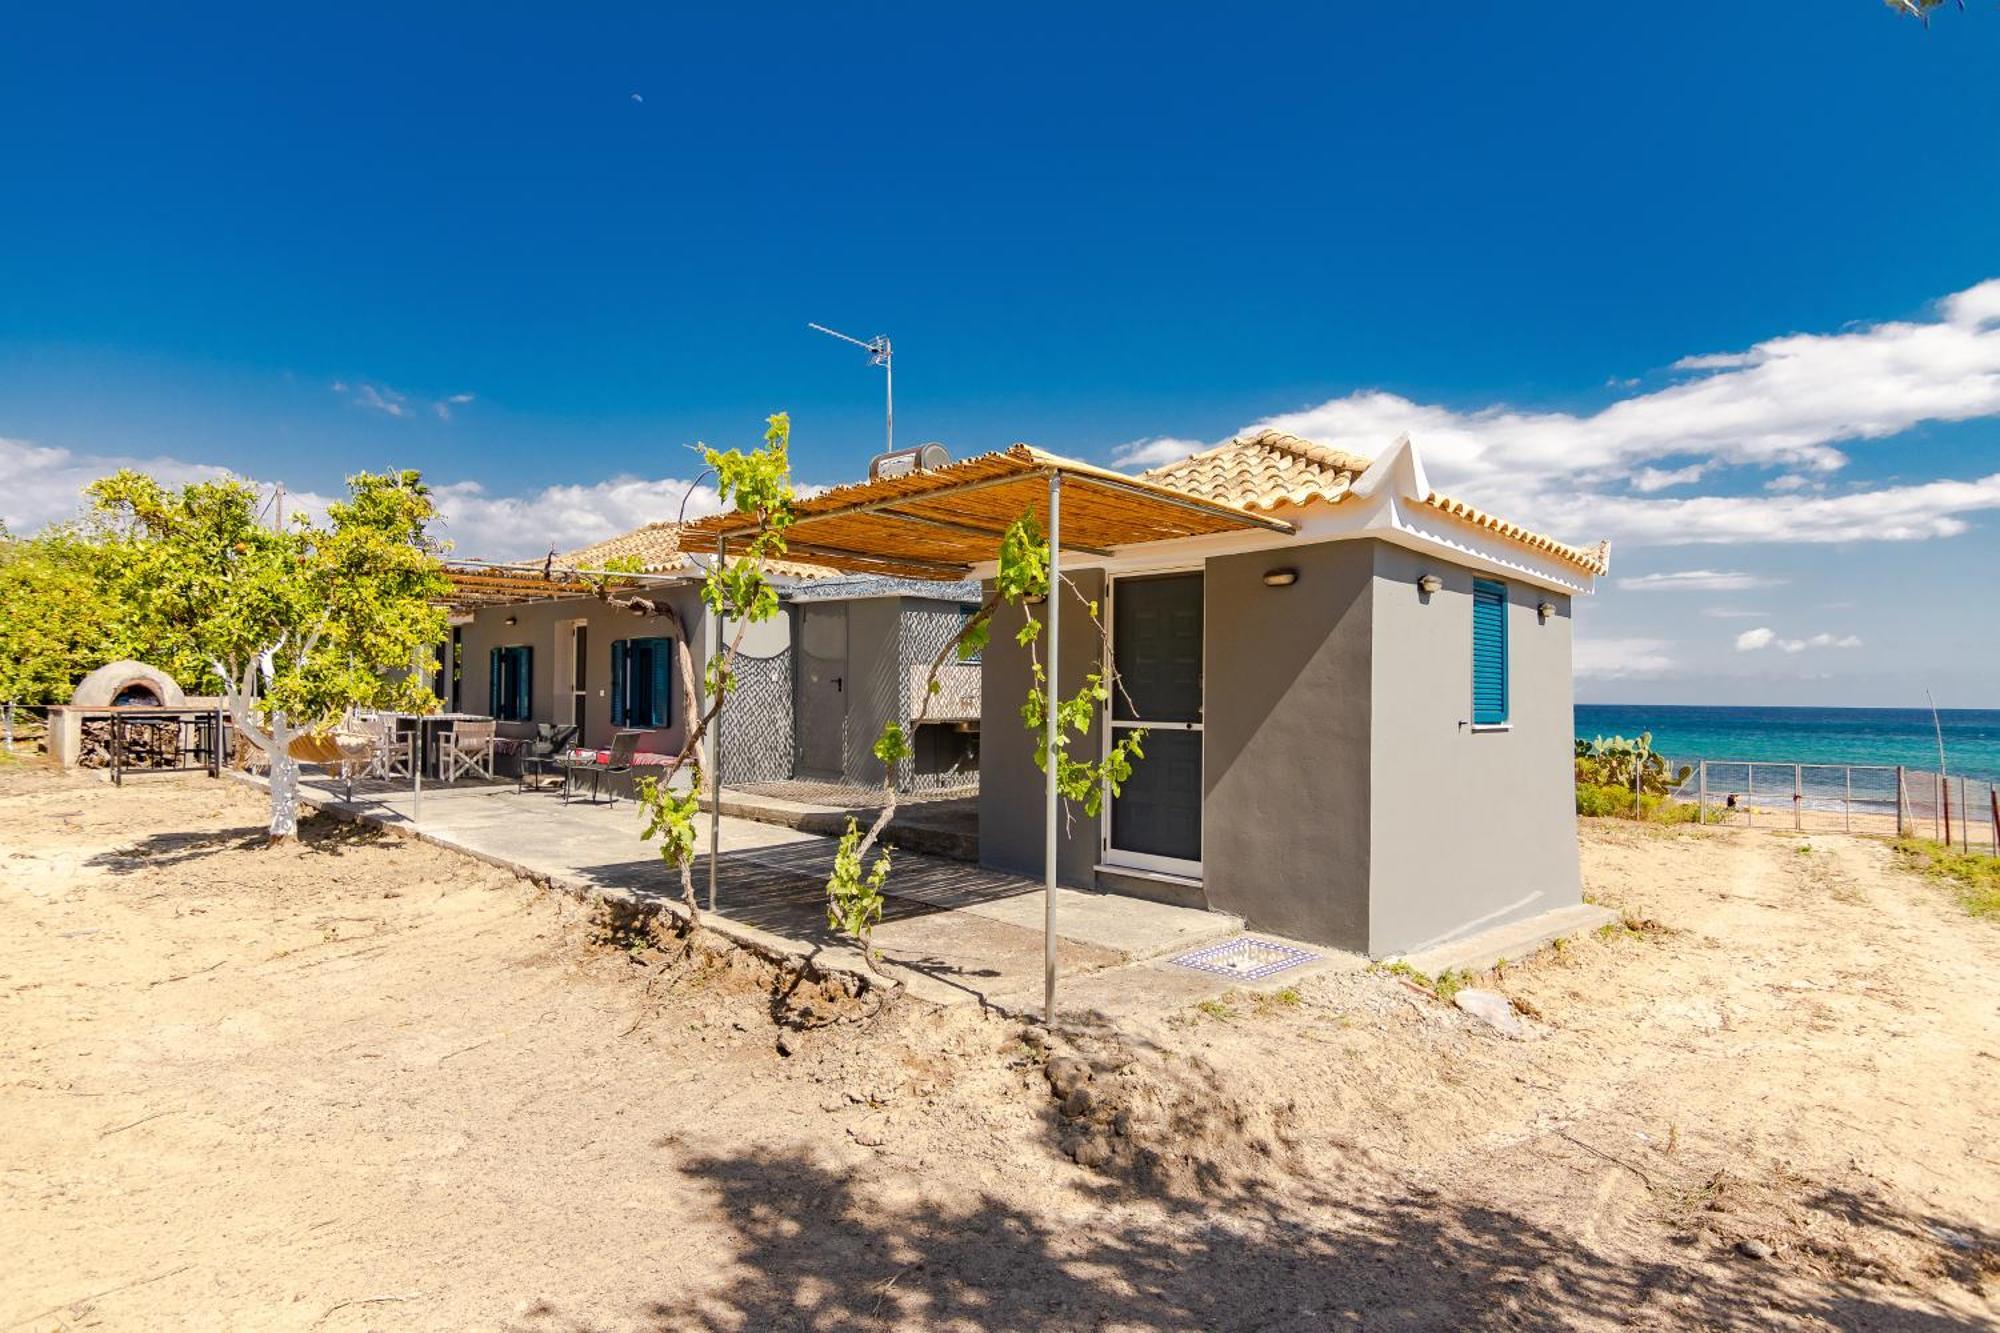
[78,719,187,769]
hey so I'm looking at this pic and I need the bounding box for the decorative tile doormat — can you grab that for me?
[1169,936,1319,981]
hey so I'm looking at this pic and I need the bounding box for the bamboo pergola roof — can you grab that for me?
[438,560,685,611]
[679,444,1296,578]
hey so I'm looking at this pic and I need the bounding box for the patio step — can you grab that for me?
[1094,862,1208,912]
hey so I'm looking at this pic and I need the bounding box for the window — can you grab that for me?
[1471,579,1508,726]
[956,606,982,664]
[489,645,532,722]
[611,636,674,728]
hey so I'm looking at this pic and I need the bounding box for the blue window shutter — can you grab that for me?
[649,638,671,727]
[513,647,532,723]
[489,647,502,717]
[610,640,628,726]
[1471,580,1509,725]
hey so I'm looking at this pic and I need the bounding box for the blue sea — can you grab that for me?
[1575,705,2000,789]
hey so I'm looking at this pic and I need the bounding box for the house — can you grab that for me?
[444,527,983,794]
[443,524,818,779]
[683,430,1607,957]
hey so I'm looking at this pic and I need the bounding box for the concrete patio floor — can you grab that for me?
[282,771,1257,1013]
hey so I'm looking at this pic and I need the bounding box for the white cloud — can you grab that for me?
[432,392,476,421]
[1764,473,1813,493]
[1,435,244,533]
[1110,436,1206,469]
[428,476,723,560]
[1547,473,2000,546]
[1703,607,1768,619]
[1735,627,1777,652]
[1735,626,1862,654]
[1239,278,2000,547]
[0,434,720,562]
[1616,569,1784,593]
[1630,463,1710,493]
[333,381,412,419]
[1943,278,2000,328]
[1574,636,1675,677]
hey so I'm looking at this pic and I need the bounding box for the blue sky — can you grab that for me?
[3,4,1997,706]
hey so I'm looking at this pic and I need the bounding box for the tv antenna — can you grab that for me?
[808,322,893,453]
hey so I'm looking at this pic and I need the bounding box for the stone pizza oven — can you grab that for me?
[69,661,187,709]
[47,661,211,769]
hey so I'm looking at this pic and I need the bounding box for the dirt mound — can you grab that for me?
[1035,1021,1304,1198]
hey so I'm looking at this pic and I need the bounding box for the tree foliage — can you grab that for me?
[1573,732,1690,795]
[0,527,136,705]
[631,414,798,927]
[87,468,449,839]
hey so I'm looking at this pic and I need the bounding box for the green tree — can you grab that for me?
[0,526,134,707]
[89,469,449,841]
[632,414,798,926]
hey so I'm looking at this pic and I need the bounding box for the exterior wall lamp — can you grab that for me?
[504,614,518,626]
[1417,574,1443,596]
[1537,601,1556,623]
[1262,567,1298,588]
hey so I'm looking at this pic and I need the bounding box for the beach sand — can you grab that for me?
[4,767,1996,1329]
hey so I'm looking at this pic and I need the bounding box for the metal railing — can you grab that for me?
[1683,760,1999,852]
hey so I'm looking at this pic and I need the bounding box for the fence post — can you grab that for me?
[1844,767,1852,834]
[1895,765,1906,837]
[1933,772,1941,842]
[1698,761,1707,824]
[2,700,12,754]
[1793,763,1802,831]
[1941,773,1952,849]
[1747,765,1755,827]
[1990,785,1998,858]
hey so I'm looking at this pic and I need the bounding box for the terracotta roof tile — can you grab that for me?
[1139,429,1371,512]
[555,522,836,580]
[1139,430,1607,575]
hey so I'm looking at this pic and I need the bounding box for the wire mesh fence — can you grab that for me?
[1671,760,1999,852]
[717,648,794,786]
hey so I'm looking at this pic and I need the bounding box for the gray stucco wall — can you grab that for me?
[1365,543,1580,955]
[978,569,1106,886]
[1203,542,1376,949]
[970,539,1580,955]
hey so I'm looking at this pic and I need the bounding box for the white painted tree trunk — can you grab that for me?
[266,712,300,842]
[214,655,300,843]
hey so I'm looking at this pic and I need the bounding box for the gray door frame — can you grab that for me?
[1102,565,1204,877]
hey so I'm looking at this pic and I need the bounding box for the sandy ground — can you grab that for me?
[3,764,1997,1331]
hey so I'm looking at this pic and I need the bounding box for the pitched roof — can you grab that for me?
[1140,429,1373,512]
[554,522,837,581]
[1140,430,1608,575]
[555,522,688,574]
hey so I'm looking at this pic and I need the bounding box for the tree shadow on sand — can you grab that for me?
[572,1145,1988,1333]
[84,810,397,874]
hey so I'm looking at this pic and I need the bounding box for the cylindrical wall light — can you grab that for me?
[1417,574,1443,595]
[1262,567,1298,588]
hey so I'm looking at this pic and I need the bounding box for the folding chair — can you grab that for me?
[440,719,498,783]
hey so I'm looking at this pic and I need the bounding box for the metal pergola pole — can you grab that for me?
[1044,471,1062,1027]
[710,535,725,914]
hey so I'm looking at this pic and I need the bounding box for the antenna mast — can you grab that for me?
[808,322,893,453]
